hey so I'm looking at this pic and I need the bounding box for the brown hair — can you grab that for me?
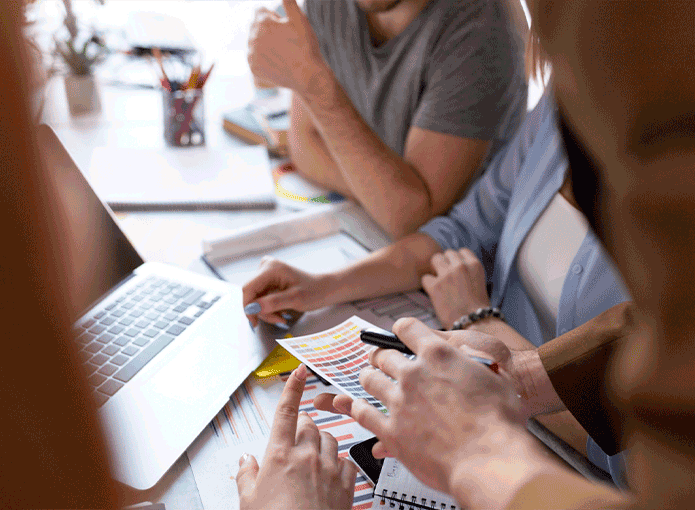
[0,4,116,508]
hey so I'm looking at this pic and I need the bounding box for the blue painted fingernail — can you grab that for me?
[274,321,290,330]
[244,302,261,315]
[281,312,294,321]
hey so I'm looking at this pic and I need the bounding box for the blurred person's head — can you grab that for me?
[0,3,116,508]
[532,0,695,501]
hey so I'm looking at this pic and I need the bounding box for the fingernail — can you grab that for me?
[295,363,307,380]
[274,321,290,330]
[239,453,249,466]
[244,302,261,315]
[281,312,294,321]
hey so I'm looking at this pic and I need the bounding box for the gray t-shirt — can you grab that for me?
[306,0,527,158]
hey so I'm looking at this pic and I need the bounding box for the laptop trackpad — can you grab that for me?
[144,334,236,402]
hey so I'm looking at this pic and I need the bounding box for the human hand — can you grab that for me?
[236,364,357,510]
[242,257,334,328]
[349,319,553,509]
[247,0,330,96]
[421,248,490,329]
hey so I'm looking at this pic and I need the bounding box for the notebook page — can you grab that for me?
[375,457,459,510]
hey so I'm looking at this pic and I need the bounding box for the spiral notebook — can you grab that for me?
[375,458,460,510]
[88,146,275,211]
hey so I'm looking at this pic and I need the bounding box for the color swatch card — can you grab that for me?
[276,316,386,411]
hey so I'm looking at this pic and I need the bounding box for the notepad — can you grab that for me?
[88,146,275,210]
[375,457,460,510]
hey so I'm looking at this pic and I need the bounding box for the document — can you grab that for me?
[187,373,376,510]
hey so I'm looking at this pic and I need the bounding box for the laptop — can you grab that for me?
[39,125,274,490]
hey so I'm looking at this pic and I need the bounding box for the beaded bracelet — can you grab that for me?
[451,307,505,330]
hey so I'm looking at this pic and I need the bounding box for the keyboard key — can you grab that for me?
[89,324,107,335]
[183,290,205,305]
[88,373,107,387]
[80,319,96,329]
[145,312,159,321]
[155,304,169,312]
[143,329,159,338]
[111,309,126,318]
[163,295,178,305]
[84,363,99,375]
[98,379,124,397]
[172,304,189,313]
[102,345,120,356]
[119,317,134,326]
[108,325,125,335]
[110,354,129,366]
[133,337,150,347]
[113,334,176,383]
[135,320,150,329]
[93,311,107,320]
[93,391,109,408]
[90,353,109,366]
[96,333,115,344]
[154,320,169,329]
[194,310,204,317]
[197,302,212,310]
[122,302,135,310]
[98,364,118,376]
[210,295,220,303]
[84,342,103,354]
[163,312,178,321]
[122,345,139,356]
[179,316,195,326]
[78,350,92,363]
[129,309,144,318]
[113,336,130,347]
[100,316,116,326]
[166,324,186,336]
[77,332,96,345]
[172,286,193,298]
[124,328,140,337]
[131,295,144,302]
[104,302,118,311]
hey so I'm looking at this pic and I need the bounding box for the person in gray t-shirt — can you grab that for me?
[249,0,527,238]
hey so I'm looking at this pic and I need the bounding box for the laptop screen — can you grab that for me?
[38,125,144,322]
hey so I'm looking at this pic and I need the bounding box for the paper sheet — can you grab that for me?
[276,317,388,411]
[187,373,376,510]
[212,231,370,286]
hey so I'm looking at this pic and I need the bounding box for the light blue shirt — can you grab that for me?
[420,91,630,486]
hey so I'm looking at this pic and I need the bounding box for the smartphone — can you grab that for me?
[348,436,384,485]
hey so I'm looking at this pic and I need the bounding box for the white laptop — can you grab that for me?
[39,125,275,490]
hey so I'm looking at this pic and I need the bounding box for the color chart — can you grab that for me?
[276,316,387,411]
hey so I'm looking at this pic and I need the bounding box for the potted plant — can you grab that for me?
[54,0,106,115]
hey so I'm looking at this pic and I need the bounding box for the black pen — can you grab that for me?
[359,327,500,374]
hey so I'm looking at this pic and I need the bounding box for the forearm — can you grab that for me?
[324,233,441,306]
[288,96,354,198]
[299,73,433,238]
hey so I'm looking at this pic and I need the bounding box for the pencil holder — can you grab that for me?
[163,88,205,147]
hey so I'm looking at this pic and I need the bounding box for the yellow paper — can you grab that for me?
[253,341,301,378]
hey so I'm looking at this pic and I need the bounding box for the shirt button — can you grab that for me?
[572,264,583,274]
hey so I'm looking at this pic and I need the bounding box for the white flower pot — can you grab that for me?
[64,74,101,116]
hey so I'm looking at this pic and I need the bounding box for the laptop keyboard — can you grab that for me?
[74,275,220,408]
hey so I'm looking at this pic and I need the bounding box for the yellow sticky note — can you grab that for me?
[253,343,301,378]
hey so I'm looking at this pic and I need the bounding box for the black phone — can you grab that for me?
[348,436,383,485]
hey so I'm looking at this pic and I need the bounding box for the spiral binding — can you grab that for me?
[379,487,458,510]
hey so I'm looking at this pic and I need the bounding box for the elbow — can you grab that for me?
[382,192,434,240]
